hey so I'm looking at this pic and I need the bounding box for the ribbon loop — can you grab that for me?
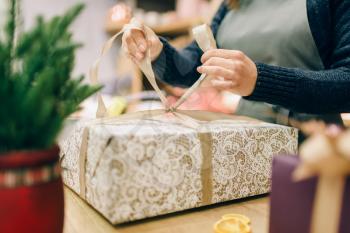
[172,24,217,110]
[91,19,216,117]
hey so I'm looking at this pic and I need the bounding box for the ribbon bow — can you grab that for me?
[293,130,350,233]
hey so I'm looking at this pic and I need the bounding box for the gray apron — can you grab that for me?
[216,0,342,126]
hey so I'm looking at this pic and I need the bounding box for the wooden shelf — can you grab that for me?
[106,17,203,36]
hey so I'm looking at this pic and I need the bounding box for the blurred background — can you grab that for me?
[0,0,348,124]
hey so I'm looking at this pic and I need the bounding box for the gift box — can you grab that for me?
[269,155,350,233]
[59,110,298,224]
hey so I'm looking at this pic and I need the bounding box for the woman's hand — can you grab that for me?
[122,23,163,63]
[197,49,258,97]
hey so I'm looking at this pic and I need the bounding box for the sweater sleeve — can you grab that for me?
[245,1,350,114]
[152,3,228,88]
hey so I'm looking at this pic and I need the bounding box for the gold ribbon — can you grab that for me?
[293,130,350,233]
[76,19,259,205]
[199,132,213,205]
[78,128,89,198]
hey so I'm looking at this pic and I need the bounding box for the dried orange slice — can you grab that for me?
[221,214,251,225]
[214,218,251,233]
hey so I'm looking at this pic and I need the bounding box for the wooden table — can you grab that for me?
[63,187,270,233]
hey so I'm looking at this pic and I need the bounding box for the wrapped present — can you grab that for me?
[59,19,298,224]
[269,131,350,233]
[60,110,298,224]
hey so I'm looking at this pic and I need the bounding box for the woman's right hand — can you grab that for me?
[122,22,163,63]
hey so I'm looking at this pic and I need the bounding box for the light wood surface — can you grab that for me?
[63,187,270,233]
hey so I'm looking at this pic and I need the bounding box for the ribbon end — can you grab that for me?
[292,165,316,182]
[90,60,100,85]
[96,94,107,118]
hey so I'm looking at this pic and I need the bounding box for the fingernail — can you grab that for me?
[197,66,202,72]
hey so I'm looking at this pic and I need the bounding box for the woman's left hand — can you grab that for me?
[197,49,258,97]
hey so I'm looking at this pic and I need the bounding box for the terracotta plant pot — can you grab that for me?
[0,146,64,233]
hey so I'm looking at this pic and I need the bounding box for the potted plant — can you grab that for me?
[0,1,100,233]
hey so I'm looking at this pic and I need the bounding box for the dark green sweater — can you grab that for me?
[153,0,350,114]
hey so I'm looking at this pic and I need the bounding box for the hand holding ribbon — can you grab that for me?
[90,18,217,118]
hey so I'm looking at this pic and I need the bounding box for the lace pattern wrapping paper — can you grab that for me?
[59,115,298,224]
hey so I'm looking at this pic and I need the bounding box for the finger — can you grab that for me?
[123,32,144,61]
[211,79,237,90]
[124,51,138,64]
[124,35,140,56]
[197,65,234,80]
[201,49,245,63]
[130,38,145,61]
[132,29,148,52]
[202,57,235,70]
[129,55,139,65]
[148,37,159,49]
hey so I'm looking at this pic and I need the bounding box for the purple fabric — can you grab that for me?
[269,155,350,233]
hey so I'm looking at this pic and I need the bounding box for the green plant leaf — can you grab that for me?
[0,1,100,153]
